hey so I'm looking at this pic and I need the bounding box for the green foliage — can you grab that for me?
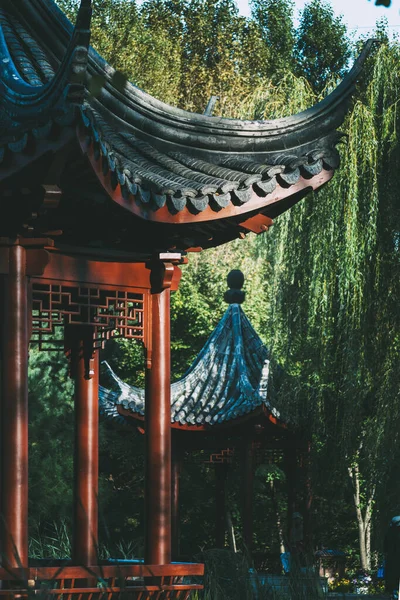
[295,0,350,93]
[102,338,145,386]
[256,41,400,555]
[56,0,351,112]
[250,0,295,80]
[97,420,146,557]
[178,0,270,113]
[256,464,286,486]
[28,348,74,529]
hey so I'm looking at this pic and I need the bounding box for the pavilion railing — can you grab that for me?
[0,564,204,600]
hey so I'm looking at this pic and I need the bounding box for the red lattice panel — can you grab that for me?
[31,283,145,350]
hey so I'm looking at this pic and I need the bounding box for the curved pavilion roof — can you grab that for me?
[99,301,283,429]
[0,0,374,255]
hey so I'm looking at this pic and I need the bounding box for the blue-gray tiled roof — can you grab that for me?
[99,303,282,427]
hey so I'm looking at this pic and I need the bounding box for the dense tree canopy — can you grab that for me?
[58,0,350,111]
[249,0,295,80]
[294,0,350,92]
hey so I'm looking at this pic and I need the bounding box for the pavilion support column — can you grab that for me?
[145,261,174,566]
[242,439,254,555]
[68,326,99,567]
[215,463,228,549]
[171,437,182,561]
[1,245,29,569]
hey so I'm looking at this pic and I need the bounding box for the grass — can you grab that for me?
[29,520,142,562]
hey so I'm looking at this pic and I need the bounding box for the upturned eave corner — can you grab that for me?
[0,0,91,148]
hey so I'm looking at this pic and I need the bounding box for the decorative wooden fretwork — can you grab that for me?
[31,283,146,350]
[204,448,234,464]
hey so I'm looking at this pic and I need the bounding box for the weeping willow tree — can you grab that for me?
[255,43,400,568]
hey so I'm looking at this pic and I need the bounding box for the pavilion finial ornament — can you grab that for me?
[224,270,245,304]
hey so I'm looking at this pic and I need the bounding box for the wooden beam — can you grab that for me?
[29,251,181,292]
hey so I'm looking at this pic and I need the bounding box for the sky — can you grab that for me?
[236,0,400,37]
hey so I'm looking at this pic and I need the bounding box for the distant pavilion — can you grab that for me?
[100,270,310,563]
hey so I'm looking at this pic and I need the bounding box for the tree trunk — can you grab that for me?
[366,519,371,570]
[348,461,375,571]
[358,519,368,570]
[226,509,237,553]
[364,490,374,570]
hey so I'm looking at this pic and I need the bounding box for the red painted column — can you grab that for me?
[1,245,29,569]
[171,438,182,561]
[70,327,99,566]
[145,264,172,565]
[243,439,254,554]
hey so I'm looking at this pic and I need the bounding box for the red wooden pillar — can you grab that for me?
[145,262,174,565]
[1,245,29,569]
[215,463,228,549]
[171,437,182,561]
[68,326,99,566]
[242,439,254,554]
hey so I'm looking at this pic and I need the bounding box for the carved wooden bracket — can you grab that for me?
[148,257,182,294]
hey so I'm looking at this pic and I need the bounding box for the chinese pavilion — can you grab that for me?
[99,269,310,564]
[0,0,372,596]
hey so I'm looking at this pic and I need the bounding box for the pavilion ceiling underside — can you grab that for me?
[99,304,285,427]
[0,0,374,241]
